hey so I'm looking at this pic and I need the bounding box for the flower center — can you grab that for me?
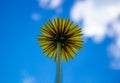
[54,33,66,46]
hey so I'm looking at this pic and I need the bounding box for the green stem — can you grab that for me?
[56,42,61,83]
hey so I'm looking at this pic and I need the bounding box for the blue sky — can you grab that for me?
[0,0,120,83]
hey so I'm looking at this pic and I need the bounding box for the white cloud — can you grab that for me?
[32,13,41,21]
[49,0,62,9]
[38,0,63,9]
[70,0,120,69]
[107,18,120,69]
[70,0,120,43]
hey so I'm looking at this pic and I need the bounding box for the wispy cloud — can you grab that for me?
[38,0,63,9]
[22,71,37,83]
[23,76,36,83]
[108,43,120,69]
[70,0,120,69]
[108,18,120,69]
[31,13,41,21]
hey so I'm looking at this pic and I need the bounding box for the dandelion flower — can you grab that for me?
[38,18,83,83]
[38,18,83,62]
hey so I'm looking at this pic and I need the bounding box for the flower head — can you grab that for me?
[38,18,83,62]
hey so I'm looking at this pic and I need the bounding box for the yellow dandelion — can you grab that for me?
[38,18,83,83]
[38,18,83,62]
